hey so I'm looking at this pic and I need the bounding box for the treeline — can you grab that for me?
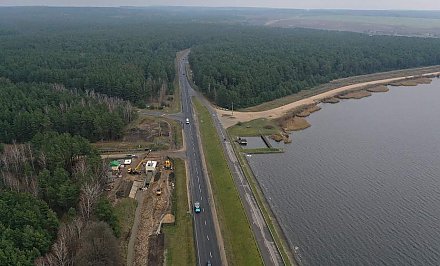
[0,78,134,143]
[190,28,440,108]
[0,7,225,106]
[0,132,120,265]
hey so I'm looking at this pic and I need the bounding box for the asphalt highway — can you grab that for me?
[178,55,222,266]
[184,61,286,265]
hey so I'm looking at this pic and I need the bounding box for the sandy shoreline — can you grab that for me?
[216,72,440,128]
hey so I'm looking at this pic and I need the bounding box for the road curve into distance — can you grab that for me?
[178,53,222,266]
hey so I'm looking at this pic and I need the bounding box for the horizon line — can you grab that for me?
[0,5,440,12]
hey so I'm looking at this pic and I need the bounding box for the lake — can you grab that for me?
[247,78,440,266]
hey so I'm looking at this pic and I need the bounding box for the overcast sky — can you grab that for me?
[0,0,439,10]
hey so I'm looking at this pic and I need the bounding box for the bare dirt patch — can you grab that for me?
[338,90,372,99]
[95,117,173,153]
[296,104,322,117]
[390,77,433,86]
[322,97,340,104]
[133,164,173,266]
[278,116,311,132]
[147,234,165,266]
[366,85,389,93]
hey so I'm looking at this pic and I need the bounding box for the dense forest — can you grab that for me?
[0,132,119,265]
[2,6,440,264]
[190,27,440,108]
[0,78,134,143]
[0,7,234,106]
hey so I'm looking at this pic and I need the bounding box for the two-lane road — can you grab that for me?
[178,55,222,266]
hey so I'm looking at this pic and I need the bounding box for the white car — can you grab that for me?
[186,118,190,124]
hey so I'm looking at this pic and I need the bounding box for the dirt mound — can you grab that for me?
[162,214,175,224]
[279,116,310,131]
[296,104,322,117]
[366,85,389,93]
[389,77,432,86]
[321,97,340,104]
[338,90,372,99]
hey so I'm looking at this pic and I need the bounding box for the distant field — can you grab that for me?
[265,14,440,37]
[268,15,440,29]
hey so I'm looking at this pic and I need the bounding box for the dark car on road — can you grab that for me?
[194,201,201,213]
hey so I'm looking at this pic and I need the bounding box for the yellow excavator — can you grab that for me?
[129,150,152,175]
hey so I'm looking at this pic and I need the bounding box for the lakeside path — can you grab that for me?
[216,71,440,128]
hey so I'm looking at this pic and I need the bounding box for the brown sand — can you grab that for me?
[162,214,175,224]
[389,77,432,86]
[321,97,340,104]
[296,104,322,117]
[279,116,311,131]
[271,133,284,142]
[216,72,440,128]
[337,90,372,99]
[366,85,390,93]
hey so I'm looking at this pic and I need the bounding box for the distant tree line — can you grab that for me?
[3,7,440,264]
[189,28,440,108]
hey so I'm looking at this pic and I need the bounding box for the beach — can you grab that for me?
[216,72,440,128]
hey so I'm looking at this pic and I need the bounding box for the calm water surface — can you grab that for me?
[248,78,440,266]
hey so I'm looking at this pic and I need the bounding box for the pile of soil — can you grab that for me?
[321,97,340,104]
[296,104,322,117]
[162,214,175,224]
[366,85,389,93]
[338,90,372,100]
[279,116,311,131]
[389,77,432,86]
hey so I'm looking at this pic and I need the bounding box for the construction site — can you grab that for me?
[104,150,178,266]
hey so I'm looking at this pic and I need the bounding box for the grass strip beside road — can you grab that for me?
[114,198,138,263]
[163,158,196,266]
[233,142,296,265]
[194,99,263,266]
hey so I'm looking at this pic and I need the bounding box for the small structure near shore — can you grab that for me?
[237,137,248,145]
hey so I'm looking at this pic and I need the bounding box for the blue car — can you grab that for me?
[194,201,201,213]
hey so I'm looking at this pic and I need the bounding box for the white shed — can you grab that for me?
[145,161,157,173]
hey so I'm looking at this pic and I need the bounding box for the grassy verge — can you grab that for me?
[228,118,280,137]
[242,148,284,154]
[232,141,296,265]
[114,198,138,263]
[193,98,263,265]
[163,158,196,266]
